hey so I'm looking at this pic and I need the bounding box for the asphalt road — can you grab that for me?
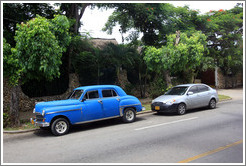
[2,94,244,164]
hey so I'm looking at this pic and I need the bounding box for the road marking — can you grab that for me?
[134,117,198,131]
[178,140,243,163]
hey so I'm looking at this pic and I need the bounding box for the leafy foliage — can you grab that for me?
[144,31,208,83]
[71,37,99,85]
[50,15,71,52]
[14,15,71,82]
[101,43,137,71]
[3,3,56,46]
[102,3,204,46]
[3,38,23,86]
[204,6,243,76]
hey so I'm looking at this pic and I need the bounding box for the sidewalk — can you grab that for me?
[217,87,243,101]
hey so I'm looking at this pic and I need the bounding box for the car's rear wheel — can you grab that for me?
[122,108,136,123]
[51,118,70,136]
[177,103,186,115]
[209,99,216,109]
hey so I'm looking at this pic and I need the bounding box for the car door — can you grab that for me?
[197,85,211,107]
[101,89,120,117]
[186,85,199,109]
[81,90,104,121]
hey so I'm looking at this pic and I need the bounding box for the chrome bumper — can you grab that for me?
[30,118,50,127]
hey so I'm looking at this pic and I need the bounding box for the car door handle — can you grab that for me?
[98,100,103,104]
[116,98,120,101]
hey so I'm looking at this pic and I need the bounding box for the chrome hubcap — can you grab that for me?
[210,100,216,108]
[55,121,67,134]
[126,111,134,121]
[179,105,186,114]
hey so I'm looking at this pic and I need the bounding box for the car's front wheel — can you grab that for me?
[177,103,186,115]
[122,108,136,123]
[51,118,70,136]
[209,99,216,109]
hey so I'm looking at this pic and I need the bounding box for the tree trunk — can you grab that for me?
[74,4,79,34]
[116,66,121,86]
[143,70,148,98]
[97,60,100,85]
[164,70,172,88]
[67,3,90,73]
[175,30,180,46]
[10,85,20,127]
[74,4,89,34]
[139,71,143,98]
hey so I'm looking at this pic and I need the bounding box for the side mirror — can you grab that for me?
[82,98,86,102]
[187,91,194,95]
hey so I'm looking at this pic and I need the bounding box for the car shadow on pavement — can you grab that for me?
[33,117,147,137]
[70,117,146,134]
[70,118,123,133]
[154,106,218,116]
[33,128,53,137]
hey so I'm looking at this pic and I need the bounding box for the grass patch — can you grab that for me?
[142,103,151,111]
[218,94,231,101]
[4,122,39,131]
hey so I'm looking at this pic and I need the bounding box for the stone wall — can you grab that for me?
[217,68,243,89]
[3,73,80,114]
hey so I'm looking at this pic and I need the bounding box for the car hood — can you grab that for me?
[152,95,183,103]
[35,99,81,113]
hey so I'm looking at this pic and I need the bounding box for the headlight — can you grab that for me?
[42,110,45,116]
[166,99,176,105]
[33,108,36,113]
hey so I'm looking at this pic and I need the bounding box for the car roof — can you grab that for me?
[175,83,210,87]
[74,85,127,96]
[74,85,120,90]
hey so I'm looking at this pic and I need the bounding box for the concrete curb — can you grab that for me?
[218,98,232,102]
[3,128,39,134]
[3,99,232,134]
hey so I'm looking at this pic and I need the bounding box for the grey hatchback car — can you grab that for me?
[151,84,219,115]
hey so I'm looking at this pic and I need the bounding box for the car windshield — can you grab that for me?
[68,90,84,99]
[165,86,189,95]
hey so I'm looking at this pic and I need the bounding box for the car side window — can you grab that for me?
[112,90,117,96]
[189,86,199,94]
[102,89,118,98]
[198,85,209,92]
[84,90,99,100]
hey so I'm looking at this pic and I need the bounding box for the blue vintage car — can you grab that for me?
[30,85,145,136]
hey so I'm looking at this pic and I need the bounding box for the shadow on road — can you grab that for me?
[153,106,219,116]
[33,116,146,137]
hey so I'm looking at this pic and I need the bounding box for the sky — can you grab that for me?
[80,1,243,44]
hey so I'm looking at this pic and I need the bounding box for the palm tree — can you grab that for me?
[101,43,137,88]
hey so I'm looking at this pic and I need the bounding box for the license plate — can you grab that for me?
[155,106,160,110]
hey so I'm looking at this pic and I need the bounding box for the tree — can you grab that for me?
[58,3,91,34]
[144,31,207,87]
[70,36,100,85]
[3,38,23,126]
[3,15,71,126]
[3,3,57,46]
[14,15,71,80]
[204,5,243,87]
[102,3,204,46]
[101,43,137,88]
